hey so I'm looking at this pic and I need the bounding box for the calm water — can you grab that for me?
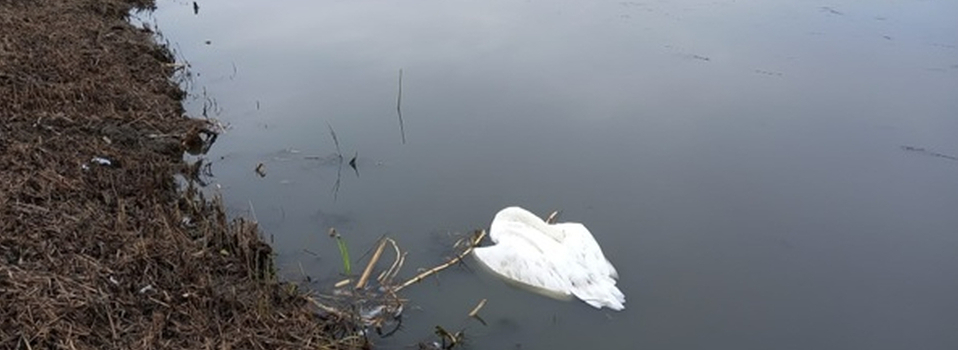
[150,0,957,348]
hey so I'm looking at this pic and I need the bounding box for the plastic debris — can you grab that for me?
[90,157,112,166]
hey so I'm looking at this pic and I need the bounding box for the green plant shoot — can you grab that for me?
[336,236,350,275]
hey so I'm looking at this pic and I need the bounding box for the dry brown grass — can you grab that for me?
[0,0,365,348]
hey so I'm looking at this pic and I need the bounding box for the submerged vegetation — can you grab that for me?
[309,230,488,349]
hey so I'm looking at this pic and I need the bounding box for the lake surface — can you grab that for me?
[149,0,957,348]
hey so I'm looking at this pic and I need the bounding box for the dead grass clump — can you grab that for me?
[0,0,364,348]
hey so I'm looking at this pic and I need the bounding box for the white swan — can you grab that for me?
[472,206,625,310]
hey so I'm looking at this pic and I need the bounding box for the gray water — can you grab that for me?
[151,0,958,348]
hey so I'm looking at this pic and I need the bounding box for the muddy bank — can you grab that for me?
[0,0,362,348]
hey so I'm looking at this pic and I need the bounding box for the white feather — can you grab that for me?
[472,206,625,310]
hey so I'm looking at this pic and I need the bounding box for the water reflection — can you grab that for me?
[154,0,957,348]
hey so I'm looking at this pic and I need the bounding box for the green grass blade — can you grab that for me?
[336,236,351,275]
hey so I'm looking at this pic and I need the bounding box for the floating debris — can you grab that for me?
[432,325,465,350]
[901,145,958,161]
[754,69,784,77]
[690,54,711,61]
[90,156,112,166]
[334,278,352,288]
[356,238,388,290]
[181,125,219,155]
[468,298,488,326]
[820,6,843,15]
[306,231,487,344]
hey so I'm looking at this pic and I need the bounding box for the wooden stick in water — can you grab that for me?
[356,238,388,289]
[468,298,488,326]
[468,298,487,317]
[393,230,486,293]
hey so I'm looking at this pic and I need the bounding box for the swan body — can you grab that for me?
[472,206,625,310]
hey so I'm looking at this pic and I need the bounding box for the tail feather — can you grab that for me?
[572,278,625,311]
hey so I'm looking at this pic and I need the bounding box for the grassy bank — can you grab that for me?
[0,0,363,348]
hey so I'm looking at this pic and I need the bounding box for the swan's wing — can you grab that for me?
[472,235,572,297]
[553,223,618,278]
[567,271,626,310]
[553,223,626,310]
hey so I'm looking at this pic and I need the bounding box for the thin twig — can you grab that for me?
[325,121,345,201]
[468,299,487,318]
[393,230,486,293]
[396,69,406,144]
[331,159,342,201]
[326,122,343,159]
[354,233,388,262]
[468,298,488,326]
[298,262,310,282]
[377,239,404,285]
[334,278,351,288]
[306,296,346,317]
[545,210,561,224]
